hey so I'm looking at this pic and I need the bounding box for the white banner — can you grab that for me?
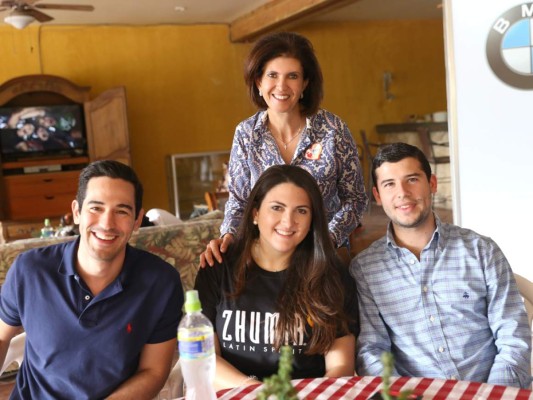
[445,0,533,279]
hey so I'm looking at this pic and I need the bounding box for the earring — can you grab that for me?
[253,220,258,225]
[300,92,303,99]
[258,90,262,97]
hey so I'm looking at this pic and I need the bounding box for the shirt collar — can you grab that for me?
[256,110,269,132]
[250,111,269,144]
[57,238,81,277]
[385,212,446,254]
[432,214,447,253]
[58,239,132,287]
[255,110,312,135]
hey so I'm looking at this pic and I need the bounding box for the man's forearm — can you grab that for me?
[356,352,386,376]
[107,339,176,400]
[106,368,169,400]
[488,356,532,389]
[0,340,10,372]
[0,321,23,373]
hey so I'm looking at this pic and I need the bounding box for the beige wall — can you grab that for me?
[0,19,446,211]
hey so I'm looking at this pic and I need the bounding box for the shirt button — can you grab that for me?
[451,376,457,380]
[410,259,416,265]
[430,315,435,322]
[439,346,444,353]
[423,286,428,293]
[84,295,91,301]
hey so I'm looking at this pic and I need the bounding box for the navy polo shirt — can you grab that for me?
[0,238,184,400]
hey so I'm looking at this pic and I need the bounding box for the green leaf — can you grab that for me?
[257,346,298,400]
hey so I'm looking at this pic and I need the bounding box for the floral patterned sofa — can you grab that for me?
[0,211,223,292]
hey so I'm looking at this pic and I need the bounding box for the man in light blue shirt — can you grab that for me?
[350,142,531,388]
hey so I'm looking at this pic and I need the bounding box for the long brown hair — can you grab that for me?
[229,165,349,355]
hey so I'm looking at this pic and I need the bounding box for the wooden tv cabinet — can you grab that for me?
[0,74,131,242]
[2,157,88,219]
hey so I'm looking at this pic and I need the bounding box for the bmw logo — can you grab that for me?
[486,2,533,89]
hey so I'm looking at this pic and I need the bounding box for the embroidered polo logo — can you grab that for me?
[305,143,322,160]
[463,292,470,299]
[126,323,132,334]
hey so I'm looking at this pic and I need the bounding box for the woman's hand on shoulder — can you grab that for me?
[199,234,234,268]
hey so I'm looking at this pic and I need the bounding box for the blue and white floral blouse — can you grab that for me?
[220,109,367,247]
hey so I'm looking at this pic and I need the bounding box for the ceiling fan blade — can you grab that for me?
[34,3,94,11]
[24,7,53,22]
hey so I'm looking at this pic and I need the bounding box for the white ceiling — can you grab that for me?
[0,0,443,27]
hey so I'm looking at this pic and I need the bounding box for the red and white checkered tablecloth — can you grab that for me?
[216,376,533,399]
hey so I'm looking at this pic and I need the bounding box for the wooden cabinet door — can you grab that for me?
[3,171,78,220]
[84,86,131,166]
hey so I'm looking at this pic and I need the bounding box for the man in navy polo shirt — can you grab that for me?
[0,160,184,399]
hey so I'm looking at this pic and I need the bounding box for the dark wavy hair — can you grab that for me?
[77,160,143,219]
[243,32,323,116]
[229,165,348,355]
[372,142,432,190]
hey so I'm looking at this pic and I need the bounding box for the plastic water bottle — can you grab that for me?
[178,290,217,400]
[40,218,55,238]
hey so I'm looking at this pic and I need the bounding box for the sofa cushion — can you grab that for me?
[0,211,223,292]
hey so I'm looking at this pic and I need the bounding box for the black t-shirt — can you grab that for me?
[194,255,359,380]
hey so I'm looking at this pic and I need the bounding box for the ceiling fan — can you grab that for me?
[0,0,94,29]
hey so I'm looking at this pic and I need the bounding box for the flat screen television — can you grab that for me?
[0,104,88,162]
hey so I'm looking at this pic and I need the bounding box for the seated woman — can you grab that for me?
[194,165,359,390]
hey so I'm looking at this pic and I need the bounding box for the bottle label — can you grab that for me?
[178,332,215,360]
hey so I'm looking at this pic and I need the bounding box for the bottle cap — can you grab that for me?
[44,218,51,226]
[184,290,202,313]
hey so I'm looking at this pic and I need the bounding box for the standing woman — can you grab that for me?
[195,165,359,390]
[201,31,367,266]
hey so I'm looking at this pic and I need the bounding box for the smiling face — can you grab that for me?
[253,182,312,257]
[17,123,35,137]
[373,157,437,231]
[72,176,143,269]
[36,126,50,141]
[38,115,56,128]
[256,56,308,115]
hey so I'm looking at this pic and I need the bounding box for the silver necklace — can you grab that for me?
[275,123,305,150]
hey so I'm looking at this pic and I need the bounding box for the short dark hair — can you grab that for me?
[244,31,323,116]
[77,160,143,218]
[372,142,432,189]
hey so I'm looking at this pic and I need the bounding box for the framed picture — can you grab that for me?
[166,150,230,220]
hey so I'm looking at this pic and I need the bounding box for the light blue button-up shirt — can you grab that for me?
[350,215,532,388]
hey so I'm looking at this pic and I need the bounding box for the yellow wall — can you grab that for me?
[0,20,445,212]
[300,20,447,134]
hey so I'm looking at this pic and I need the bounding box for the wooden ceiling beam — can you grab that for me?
[229,0,361,43]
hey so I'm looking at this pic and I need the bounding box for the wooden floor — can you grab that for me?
[0,204,452,399]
